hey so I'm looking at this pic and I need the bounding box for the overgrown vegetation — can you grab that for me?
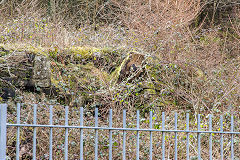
[0,0,240,159]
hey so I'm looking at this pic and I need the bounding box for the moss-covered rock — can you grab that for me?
[33,55,51,87]
[0,45,51,100]
[109,51,146,85]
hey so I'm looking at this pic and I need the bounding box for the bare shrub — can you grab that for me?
[111,0,202,57]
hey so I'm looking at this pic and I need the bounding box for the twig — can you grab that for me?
[0,78,21,94]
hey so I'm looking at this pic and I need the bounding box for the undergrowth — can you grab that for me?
[0,0,240,159]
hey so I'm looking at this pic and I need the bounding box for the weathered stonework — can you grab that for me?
[33,55,51,88]
[0,49,51,100]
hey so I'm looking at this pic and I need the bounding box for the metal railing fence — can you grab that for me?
[0,103,239,160]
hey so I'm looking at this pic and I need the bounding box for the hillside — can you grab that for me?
[0,0,239,114]
[1,1,240,159]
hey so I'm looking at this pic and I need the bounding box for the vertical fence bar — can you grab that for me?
[149,110,153,160]
[49,105,53,160]
[136,110,140,160]
[80,107,84,160]
[64,106,69,160]
[231,115,234,160]
[123,109,126,160]
[220,115,223,160]
[186,113,190,160]
[33,104,37,160]
[109,109,113,160]
[174,113,178,160]
[0,104,7,160]
[162,112,165,160]
[16,103,21,160]
[197,114,201,160]
[95,108,98,160]
[209,114,212,160]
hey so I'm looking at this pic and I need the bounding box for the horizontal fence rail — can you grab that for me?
[0,103,239,160]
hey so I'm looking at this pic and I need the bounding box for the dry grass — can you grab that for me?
[1,0,240,159]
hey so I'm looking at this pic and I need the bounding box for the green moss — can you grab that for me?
[25,45,48,57]
[108,53,130,85]
[108,66,121,85]
[51,76,60,89]
[0,57,5,63]
[145,82,156,94]
[0,51,7,56]
[69,46,110,61]
[70,47,93,60]
[69,46,122,63]
[0,43,48,57]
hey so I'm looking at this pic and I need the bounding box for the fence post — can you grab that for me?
[0,104,7,160]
